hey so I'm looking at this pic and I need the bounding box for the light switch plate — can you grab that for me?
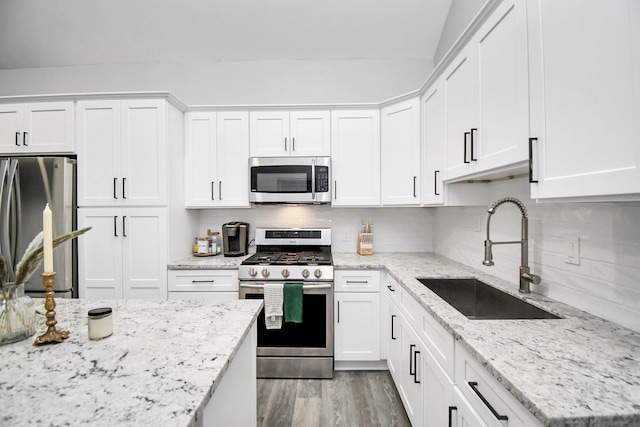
[565,237,581,265]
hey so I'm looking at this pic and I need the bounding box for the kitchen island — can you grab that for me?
[0,298,263,427]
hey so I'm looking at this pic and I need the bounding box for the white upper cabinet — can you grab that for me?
[443,0,529,182]
[249,110,330,157]
[76,99,167,207]
[528,0,640,199]
[185,111,249,208]
[381,97,421,205]
[330,110,381,206]
[421,82,445,205]
[0,102,74,154]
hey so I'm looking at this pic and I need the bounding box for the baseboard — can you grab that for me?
[334,360,389,371]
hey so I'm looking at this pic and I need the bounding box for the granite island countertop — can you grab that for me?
[0,298,263,427]
[168,252,640,426]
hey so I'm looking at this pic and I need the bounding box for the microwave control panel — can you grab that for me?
[315,167,330,192]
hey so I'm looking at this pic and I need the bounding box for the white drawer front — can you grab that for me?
[168,270,239,292]
[335,270,380,292]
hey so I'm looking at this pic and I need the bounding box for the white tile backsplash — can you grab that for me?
[434,178,640,333]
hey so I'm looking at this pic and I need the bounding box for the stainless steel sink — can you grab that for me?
[417,278,561,320]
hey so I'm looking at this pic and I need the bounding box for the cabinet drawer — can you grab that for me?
[455,342,543,427]
[168,270,239,293]
[335,270,380,292]
[168,291,238,300]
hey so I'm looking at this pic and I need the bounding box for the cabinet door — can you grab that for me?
[474,0,529,173]
[76,100,122,207]
[443,45,478,181]
[249,111,289,157]
[452,387,490,427]
[185,112,217,207]
[216,111,250,207]
[121,100,167,206]
[330,110,381,206]
[381,97,421,205]
[77,208,123,299]
[334,292,380,361]
[387,300,402,383]
[528,0,640,199]
[0,104,23,154]
[422,82,445,205]
[23,102,75,153]
[289,111,331,156]
[121,207,167,299]
[399,320,423,427]
[422,345,455,427]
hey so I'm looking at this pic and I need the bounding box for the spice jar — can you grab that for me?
[88,307,113,340]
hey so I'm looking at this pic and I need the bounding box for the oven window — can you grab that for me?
[252,166,311,193]
[245,293,327,348]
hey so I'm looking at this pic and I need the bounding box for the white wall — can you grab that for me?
[433,177,640,333]
[0,58,432,105]
[197,205,434,254]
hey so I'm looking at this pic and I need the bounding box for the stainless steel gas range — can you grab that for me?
[238,227,333,379]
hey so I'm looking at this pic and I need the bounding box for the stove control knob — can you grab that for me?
[261,268,270,278]
[302,269,310,279]
[248,268,257,277]
[314,269,322,279]
[281,269,290,278]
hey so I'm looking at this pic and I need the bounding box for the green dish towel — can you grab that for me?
[284,283,303,323]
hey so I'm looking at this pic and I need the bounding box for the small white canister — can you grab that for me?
[88,307,113,340]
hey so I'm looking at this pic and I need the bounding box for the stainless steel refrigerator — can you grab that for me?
[0,156,76,298]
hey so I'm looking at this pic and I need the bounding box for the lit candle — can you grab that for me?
[43,203,54,273]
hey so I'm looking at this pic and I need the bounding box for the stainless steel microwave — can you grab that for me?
[249,157,331,204]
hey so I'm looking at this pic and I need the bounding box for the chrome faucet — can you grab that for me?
[482,197,541,293]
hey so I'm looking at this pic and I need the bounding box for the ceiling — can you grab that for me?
[0,0,453,70]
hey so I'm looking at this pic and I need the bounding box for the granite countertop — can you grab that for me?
[333,252,640,427]
[0,298,263,427]
[168,254,251,269]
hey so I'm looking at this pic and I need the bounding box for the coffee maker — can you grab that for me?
[221,222,249,257]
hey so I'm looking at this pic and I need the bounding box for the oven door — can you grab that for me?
[239,281,333,357]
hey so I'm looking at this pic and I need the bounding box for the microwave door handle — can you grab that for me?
[311,159,316,200]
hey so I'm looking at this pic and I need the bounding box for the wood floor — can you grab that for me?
[257,371,411,427]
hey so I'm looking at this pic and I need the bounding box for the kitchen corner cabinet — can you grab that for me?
[330,110,381,206]
[381,97,421,205]
[168,269,239,300]
[334,270,381,362]
[0,101,74,154]
[443,0,529,182]
[249,110,330,157]
[527,0,640,200]
[185,111,249,208]
[77,207,168,300]
[76,99,167,207]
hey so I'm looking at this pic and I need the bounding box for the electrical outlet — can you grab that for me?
[342,230,351,242]
[565,237,580,265]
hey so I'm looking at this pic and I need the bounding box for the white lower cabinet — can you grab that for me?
[168,269,239,300]
[334,270,381,362]
[452,387,489,427]
[398,316,424,426]
[422,343,455,426]
[78,207,167,299]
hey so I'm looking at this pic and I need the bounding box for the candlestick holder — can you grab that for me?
[34,272,69,345]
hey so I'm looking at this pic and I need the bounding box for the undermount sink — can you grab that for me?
[417,278,561,320]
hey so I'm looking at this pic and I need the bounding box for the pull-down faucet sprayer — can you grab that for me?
[483,197,541,293]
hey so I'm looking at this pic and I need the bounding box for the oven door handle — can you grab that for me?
[239,283,332,290]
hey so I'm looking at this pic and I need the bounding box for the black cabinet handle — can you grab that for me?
[468,381,508,421]
[463,132,470,164]
[413,350,421,383]
[192,280,215,283]
[211,182,215,200]
[434,170,440,196]
[337,301,340,323]
[470,128,477,161]
[334,181,337,200]
[413,176,417,197]
[292,137,295,151]
[386,284,395,292]
[114,216,118,236]
[448,406,457,427]
[284,137,287,151]
[23,132,28,146]
[529,137,538,183]
[15,132,20,146]
[219,181,222,200]
[409,344,416,376]
[391,314,396,340]
[122,177,126,199]
[122,216,127,237]
[113,178,118,199]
